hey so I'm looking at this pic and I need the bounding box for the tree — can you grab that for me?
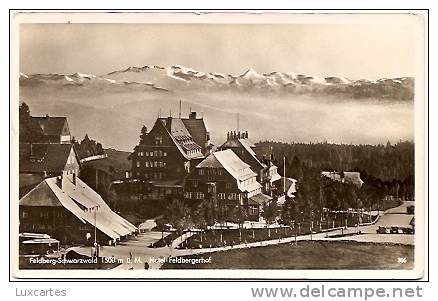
[140,125,148,144]
[263,201,277,237]
[230,205,248,242]
[19,102,43,143]
[163,200,193,242]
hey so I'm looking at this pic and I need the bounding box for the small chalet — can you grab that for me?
[321,171,364,188]
[184,149,272,221]
[219,131,281,195]
[32,115,71,144]
[19,174,137,245]
[19,143,80,197]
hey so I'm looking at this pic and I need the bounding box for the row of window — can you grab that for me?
[137,150,167,157]
[136,161,167,168]
[184,192,205,199]
[136,171,166,180]
[184,192,243,201]
[198,168,223,176]
[190,180,233,189]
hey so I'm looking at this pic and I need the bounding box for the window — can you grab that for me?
[226,182,232,189]
[154,151,158,157]
[158,150,162,157]
[145,152,149,157]
[218,193,226,199]
[150,151,154,157]
[163,162,167,167]
[144,172,149,179]
[192,180,199,188]
[250,206,258,215]
[136,161,140,168]
[40,211,49,218]
[228,193,238,200]
[218,169,223,176]
[163,152,167,157]
[199,169,204,175]
[194,192,204,199]
[155,136,163,145]
[22,211,28,219]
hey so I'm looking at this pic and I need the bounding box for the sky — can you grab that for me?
[19,21,416,79]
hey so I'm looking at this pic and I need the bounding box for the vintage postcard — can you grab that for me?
[10,10,427,279]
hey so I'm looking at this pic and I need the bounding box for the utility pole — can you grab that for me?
[283,157,286,196]
[237,112,239,132]
[179,99,182,118]
[94,205,98,258]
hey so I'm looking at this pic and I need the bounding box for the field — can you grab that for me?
[162,241,414,270]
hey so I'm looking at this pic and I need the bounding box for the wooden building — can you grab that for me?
[19,143,81,198]
[32,115,71,144]
[184,149,272,221]
[19,175,137,246]
[218,131,281,195]
[125,112,210,211]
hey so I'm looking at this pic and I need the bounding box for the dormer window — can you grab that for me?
[155,136,163,145]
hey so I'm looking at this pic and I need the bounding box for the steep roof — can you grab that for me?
[220,137,266,170]
[196,154,223,168]
[275,177,297,197]
[181,117,208,149]
[32,116,68,136]
[158,117,204,160]
[19,143,77,174]
[19,180,63,206]
[19,176,137,240]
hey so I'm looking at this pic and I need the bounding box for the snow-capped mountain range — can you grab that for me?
[20,65,414,100]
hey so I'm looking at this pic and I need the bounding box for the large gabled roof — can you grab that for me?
[20,176,137,240]
[220,137,266,170]
[181,117,208,148]
[158,117,204,160]
[19,143,78,174]
[197,149,257,180]
[32,116,69,136]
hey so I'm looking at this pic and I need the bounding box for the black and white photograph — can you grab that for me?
[10,11,426,279]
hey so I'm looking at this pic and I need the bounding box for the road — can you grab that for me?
[68,201,415,270]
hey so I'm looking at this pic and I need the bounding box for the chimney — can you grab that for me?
[233,131,236,139]
[245,130,248,139]
[238,131,241,139]
[56,175,63,189]
[73,172,76,185]
[166,116,172,131]
[189,111,197,119]
[45,114,49,118]
[227,132,230,140]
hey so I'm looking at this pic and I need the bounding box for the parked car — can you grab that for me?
[390,226,400,234]
[376,226,388,234]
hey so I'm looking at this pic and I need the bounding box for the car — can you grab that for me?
[376,226,387,234]
[390,226,400,234]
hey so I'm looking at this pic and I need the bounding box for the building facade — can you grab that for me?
[184,149,271,221]
[32,115,71,144]
[219,131,281,195]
